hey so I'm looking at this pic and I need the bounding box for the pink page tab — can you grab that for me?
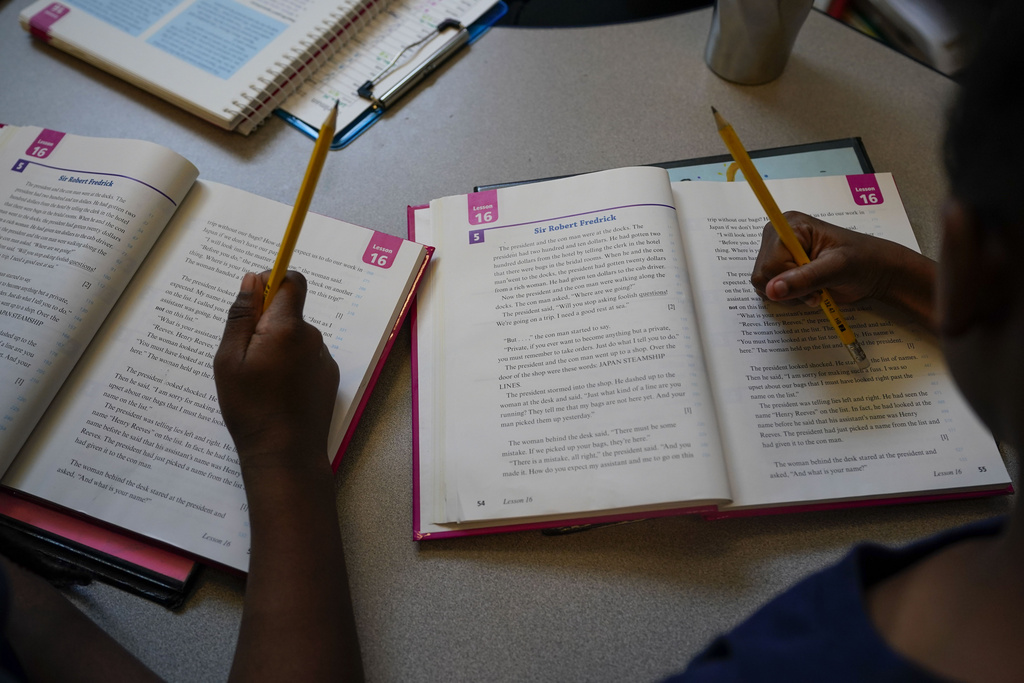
[468,189,498,225]
[25,128,65,159]
[467,189,499,244]
[846,174,884,206]
[362,230,403,269]
[28,3,70,41]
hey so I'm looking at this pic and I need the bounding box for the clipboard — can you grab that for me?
[277,1,507,150]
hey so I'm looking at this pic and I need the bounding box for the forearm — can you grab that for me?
[229,453,363,683]
[877,245,938,333]
[215,272,360,681]
[1,558,162,682]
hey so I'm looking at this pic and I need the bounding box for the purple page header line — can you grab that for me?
[17,160,180,206]
[469,203,677,235]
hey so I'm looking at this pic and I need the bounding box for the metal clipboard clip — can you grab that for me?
[356,18,468,113]
[275,2,508,149]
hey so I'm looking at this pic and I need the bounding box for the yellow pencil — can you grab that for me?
[712,107,870,370]
[263,100,339,311]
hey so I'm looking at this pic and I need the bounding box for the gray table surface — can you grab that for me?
[0,4,1015,682]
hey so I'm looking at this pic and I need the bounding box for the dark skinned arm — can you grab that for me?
[214,271,362,682]
[750,211,938,333]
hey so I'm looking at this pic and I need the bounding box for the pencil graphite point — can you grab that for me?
[847,341,871,370]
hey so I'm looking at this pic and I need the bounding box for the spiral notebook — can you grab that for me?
[20,0,502,137]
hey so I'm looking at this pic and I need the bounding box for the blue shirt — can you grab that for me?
[0,562,27,683]
[667,518,1005,682]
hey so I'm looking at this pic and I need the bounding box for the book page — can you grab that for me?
[418,166,730,530]
[0,125,198,471]
[280,0,495,130]
[20,0,377,130]
[673,174,1008,509]
[4,181,426,572]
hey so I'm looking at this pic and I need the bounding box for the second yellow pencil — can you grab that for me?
[263,100,339,311]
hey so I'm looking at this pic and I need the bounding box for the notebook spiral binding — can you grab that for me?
[228,0,391,135]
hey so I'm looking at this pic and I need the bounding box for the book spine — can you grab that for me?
[231,0,391,135]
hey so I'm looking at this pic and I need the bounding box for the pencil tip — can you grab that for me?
[711,106,718,114]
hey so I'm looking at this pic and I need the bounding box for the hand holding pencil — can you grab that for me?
[264,101,339,311]
[712,107,870,370]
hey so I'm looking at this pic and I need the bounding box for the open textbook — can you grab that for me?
[20,0,499,136]
[0,124,430,572]
[410,165,1010,539]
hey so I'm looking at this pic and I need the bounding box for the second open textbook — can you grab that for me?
[410,166,1010,539]
[0,124,430,571]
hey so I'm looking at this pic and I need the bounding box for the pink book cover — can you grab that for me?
[330,234,433,470]
[0,490,195,580]
[0,489,198,607]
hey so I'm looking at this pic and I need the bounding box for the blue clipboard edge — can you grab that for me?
[275,1,508,149]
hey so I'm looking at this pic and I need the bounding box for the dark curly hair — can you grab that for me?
[944,1,1024,231]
